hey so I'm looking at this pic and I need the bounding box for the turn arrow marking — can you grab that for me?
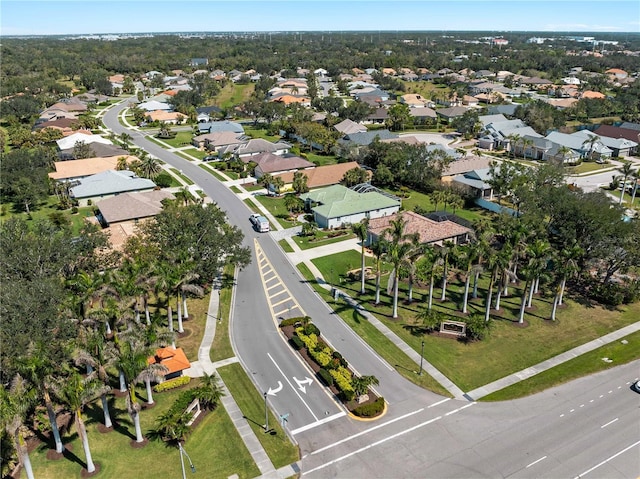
[294,376,313,394]
[267,381,283,396]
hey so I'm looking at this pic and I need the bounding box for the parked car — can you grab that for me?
[249,214,270,232]
[203,155,218,161]
[249,213,260,226]
[633,380,640,393]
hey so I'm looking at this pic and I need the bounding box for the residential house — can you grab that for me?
[580,90,606,100]
[399,94,429,108]
[300,184,401,229]
[353,88,390,103]
[220,138,291,159]
[486,104,519,117]
[196,120,244,135]
[138,100,173,112]
[452,168,495,199]
[34,117,82,136]
[367,211,471,247]
[49,155,136,182]
[196,131,247,152]
[334,119,367,135]
[96,190,175,226]
[436,106,470,124]
[270,94,311,107]
[572,129,637,157]
[58,143,128,161]
[251,152,315,179]
[337,130,398,150]
[605,68,628,81]
[196,105,222,123]
[545,131,612,160]
[56,132,113,151]
[273,161,368,191]
[518,77,553,90]
[148,347,191,380]
[190,58,208,67]
[364,107,389,124]
[408,107,438,124]
[146,110,187,124]
[594,125,640,156]
[441,155,493,183]
[70,170,157,206]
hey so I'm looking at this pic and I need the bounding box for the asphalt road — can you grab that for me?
[103,101,640,478]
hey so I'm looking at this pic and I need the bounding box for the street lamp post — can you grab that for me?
[419,340,425,376]
[178,442,196,479]
[264,392,269,432]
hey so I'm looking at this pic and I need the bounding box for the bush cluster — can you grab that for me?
[289,335,304,350]
[352,397,385,418]
[317,368,334,386]
[279,316,310,328]
[329,366,354,400]
[154,375,191,392]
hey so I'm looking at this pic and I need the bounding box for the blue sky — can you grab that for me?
[1,1,639,36]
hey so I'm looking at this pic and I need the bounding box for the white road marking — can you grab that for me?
[599,395,604,398]
[600,417,619,429]
[309,408,425,454]
[589,400,594,403]
[444,402,476,416]
[526,456,547,468]
[570,409,575,413]
[560,414,565,417]
[574,439,640,478]
[579,404,584,408]
[428,398,451,408]
[303,416,443,475]
[608,390,613,394]
[267,353,318,421]
[290,412,346,435]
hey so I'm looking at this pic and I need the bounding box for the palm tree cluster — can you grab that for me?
[1,201,251,477]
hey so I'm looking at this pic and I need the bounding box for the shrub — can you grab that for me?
[296,328,318,351]
[289,335,304,350]
[352,397,385,418]
[310,347,332,368]
[304,323,320,336]
[154,376,191,392]
[329,366,354,395]
[155,172,172,187]
[280,316,308,328]
[317,368,334,386]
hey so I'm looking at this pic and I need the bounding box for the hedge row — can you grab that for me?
[279,316,311,328]
[154,375,191,392]
[352,397,385,418]
[317,368,334,386]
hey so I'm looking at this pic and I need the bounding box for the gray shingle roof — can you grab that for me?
[71,170,156,199]
[96,190,174,224]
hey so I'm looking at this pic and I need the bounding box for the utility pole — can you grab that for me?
[264,391,269,432]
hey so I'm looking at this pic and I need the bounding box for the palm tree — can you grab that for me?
[630,169,640,205]
[174,268,204,334]
[550,244,583,320]
[458,243,480,314]
[119,132,133,151]
[194,373,225,410]
[581,133,601,161]
[484,245,511,322]
[259,173,274,195]
[438,240,455,302]
[1,375,38,479]
[617,161,634,205]
[384,240,414,319]
[370,239,387,305]
[507,133,521,159]
[19,345,67,454]
[351,375,379,398]
[526,239,552,308]
[404,239,425,303]
[417,245,439,311]
[53,369,109,474]
[137,153,162,180]
[73,327,117,429]
[351,219,369,294]
[554,145,572,165]
[271,176,285,196]
[520,137,533,159]
[517,261,535,324]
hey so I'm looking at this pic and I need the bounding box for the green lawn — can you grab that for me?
[297,262,451,397]
[483,330,640,401]
[310,250,640,392]
[391,188,490,224]
[154,131,194,149]
[230,186,242,194]
[216,83,255,110]
[217,363,299,469]
[278,239,295,253]
[253,195,299,229]
[243,126,282,142]
[199,164,228,182]
[1,196,95,236]
[304,152,338,166]
[566,162,615,175]
[210,265,236,363]
[26,383,260,479]
[170,168,194,185]
[292,230,356,250]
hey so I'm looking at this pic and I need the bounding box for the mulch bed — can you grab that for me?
[80,463,101,478]
[97,423,114,434]
[130,438,149,449]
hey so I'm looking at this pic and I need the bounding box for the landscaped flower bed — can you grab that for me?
[279,317,384,418]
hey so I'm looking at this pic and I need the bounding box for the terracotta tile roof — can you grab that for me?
[148,347,191,376]
[49,155,134,180]
[273,162,369,188]
[368,211,471,245]
[146,110,187,122]
[581,90,606,99]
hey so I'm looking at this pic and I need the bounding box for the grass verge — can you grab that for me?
[210,265,236,363]
[296,263,450,396]
[170,168,194,185]
[217,363,300,469]
[278,239,294,253]
[482,331,640,401]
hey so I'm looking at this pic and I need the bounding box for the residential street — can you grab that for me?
[102,100,640,479]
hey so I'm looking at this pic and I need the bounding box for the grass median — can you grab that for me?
[217,363,300,469]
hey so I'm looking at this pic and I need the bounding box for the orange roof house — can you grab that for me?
[273,161,370,189]
[368,211,472,247]
[148,347,191,379]
[146,110,187,124]
[581,90,606,100]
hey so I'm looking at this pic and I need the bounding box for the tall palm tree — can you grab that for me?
[458,243,480,314]
[581,133,601,161]
[53,369,108,474]
[119,132,133,151]
[517,261,535,324]
[438,240,455,301]
[484,245,511,322]
[137,153,162,180]
[550,244,583,320]
[617,161,634,205]
[1,375,38,479]
[417,244,440,312]
[630,169,640,205]
[73,327,117,429]
[526,239,552,307]
[384,240,414,319]
[507,133,521,159]
[351,219,370,295]
[370,239,387,305]
[19,346,67,454]
[554,145,572,165]
[520,137,533,159]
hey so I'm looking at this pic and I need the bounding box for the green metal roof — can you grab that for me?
[301,184,400,219]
